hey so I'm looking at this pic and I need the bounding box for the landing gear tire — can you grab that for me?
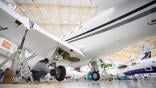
[92,71,100,81]
[55,65,66,81]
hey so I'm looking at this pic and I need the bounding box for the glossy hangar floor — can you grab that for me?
[0,80,156,88]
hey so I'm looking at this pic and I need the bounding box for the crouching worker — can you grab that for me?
[31,58,50,82]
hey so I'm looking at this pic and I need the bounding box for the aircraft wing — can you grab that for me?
[0,1,84,58]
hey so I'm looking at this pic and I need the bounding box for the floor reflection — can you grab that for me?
[88,82,101,88]
[0,80,156,88]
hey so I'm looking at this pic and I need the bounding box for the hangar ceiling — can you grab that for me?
[3,0,101,37]
[2,0,156,61]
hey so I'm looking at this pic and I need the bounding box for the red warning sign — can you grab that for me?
[2,40,11,50]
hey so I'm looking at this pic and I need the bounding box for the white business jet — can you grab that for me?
[0,0,156,82]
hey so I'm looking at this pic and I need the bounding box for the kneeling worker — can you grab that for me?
[31,58,50,82]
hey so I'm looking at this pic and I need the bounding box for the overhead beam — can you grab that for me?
[16,4,96,9]
[38,23,79,26]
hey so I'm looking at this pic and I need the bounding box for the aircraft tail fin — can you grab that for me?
[141,52,151,60]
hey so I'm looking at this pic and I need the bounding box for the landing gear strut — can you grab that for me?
[49,47,68,81]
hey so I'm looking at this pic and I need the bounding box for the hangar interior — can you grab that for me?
[0,0,156,88]
[2,0,156,58]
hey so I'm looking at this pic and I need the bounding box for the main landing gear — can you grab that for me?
[50,65,66,81]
